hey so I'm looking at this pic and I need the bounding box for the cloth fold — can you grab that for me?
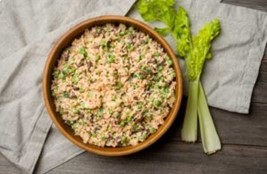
[0,0,266,174]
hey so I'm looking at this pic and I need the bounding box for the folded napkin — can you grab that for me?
[0,0,266,174]
[0,0,136,173]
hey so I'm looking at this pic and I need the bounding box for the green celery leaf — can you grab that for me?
[172,7,192,58]
[155,27,170,36]
[186,19,220,81]
[136,0,176,27]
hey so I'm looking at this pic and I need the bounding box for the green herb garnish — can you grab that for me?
[79,47,88,58]
[121,136,128,145]
[120,120,127,127]
[95,55,101,62]
[107,54,115,63]
[139,132,148,141]
[63,91,69,98]
[71,73,79,84]
[72,108,79,114]
[153,100,162,107]
[116,81,123,90]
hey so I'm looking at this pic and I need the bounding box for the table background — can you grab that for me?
[1,0,267,173]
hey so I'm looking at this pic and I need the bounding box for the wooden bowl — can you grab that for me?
[43,16,183,156]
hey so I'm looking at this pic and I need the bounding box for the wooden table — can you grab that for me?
[1,0,267,173]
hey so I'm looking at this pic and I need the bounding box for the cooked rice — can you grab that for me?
[51,23,176,147]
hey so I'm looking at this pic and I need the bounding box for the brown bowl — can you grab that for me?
[43,15,183,156]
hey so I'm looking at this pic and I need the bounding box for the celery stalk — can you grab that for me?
[137,0,222,154]
[181,80,199,142]
[198,82,221,154]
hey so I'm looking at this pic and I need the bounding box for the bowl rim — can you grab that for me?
[42,15,183,156]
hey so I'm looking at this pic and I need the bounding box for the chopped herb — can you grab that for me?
[51,91,56,97]
[153,100,162,107]
[85,56,90,62]
[108,109,113,114]
[133,73,143,79]
[100,40,107,47]
[71,74,79,84]
[99,107,104,113]
[149,127,156,133]
[107,54,115,63]
[119,31,125,36]
[144,37,149,44]
[78,118,87,125]
[121,136,128,145]
[137,103,143,110]
[158,65,163,71]
[133,84,138,89]
[111,95,117,101]
[153,52,161,56]
[63,65,76,75]
[101,136,108,141]
[132,124,139,132]
[126,43,134,51]
[120,120,127,127]
[142,66,152,74]
[161,87,170,97]
[91,133,97,138]
[140,132,148,141]
[96,107,104,118]
[113,70,119,79]
[58,72,66,80]
[128,27,135,34]
[100,40,111,50]
[139,55,145,61]
[79,88,85,93]
[166,56,173,65]
[65,120,75,126]
[79,47,88,58]
[72,108,79,114]
[116,81,123,90]
[110,43,115,48]
[95,55,100,62]
[71,122,79,130]
[53,70,60,79]
[63,91,69,98]
[127,116,133,123]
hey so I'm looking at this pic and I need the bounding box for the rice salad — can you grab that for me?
[51,23,176,147]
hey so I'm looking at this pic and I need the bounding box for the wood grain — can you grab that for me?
[223,0,267,11]
[1,0,267,174]
[47,143,267,174]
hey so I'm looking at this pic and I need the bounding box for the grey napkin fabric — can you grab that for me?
[0,0,136,173]
[34,124,82,174]
[0,0,267,174]
[129,0,267,113]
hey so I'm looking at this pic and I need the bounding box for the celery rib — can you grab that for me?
[181,80,199,142]
[198,82,221,154]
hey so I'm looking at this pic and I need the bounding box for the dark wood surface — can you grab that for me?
[1,0,267,173]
